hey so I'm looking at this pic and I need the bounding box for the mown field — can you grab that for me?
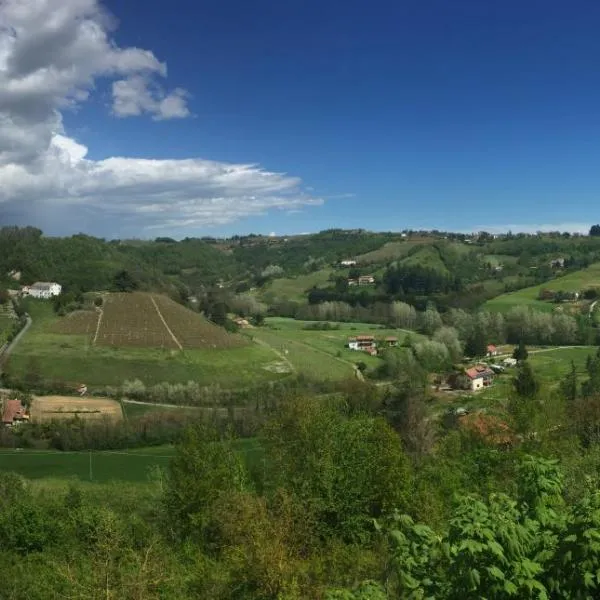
[30,396,123,423]
[6,300,286,388]
[483,263,600,313]
[0,439,262,483]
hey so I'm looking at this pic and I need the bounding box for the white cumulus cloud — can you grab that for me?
[0,0,321,236]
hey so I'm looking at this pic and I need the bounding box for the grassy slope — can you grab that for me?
[355,241,423,264]
[252,317,424,375]
[483,263,600,313]
[259,268,336,302]
[471,347,595,407]
[6,301,285,388]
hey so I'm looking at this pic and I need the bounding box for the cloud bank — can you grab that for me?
[0,0,321,237]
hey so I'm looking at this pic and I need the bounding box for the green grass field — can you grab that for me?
[259,268,336,302]
[251,317,423,376]
[0,315,15,345]
[6,301,287,388]
[0,438,264,483]
[474,347,596,406]
[483,263,600,313]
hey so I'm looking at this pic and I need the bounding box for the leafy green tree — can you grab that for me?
[513,360,539,399]
[513,339,529,362]
[560,360,579,402]
[464,325,487,358]
[582,348,600,397]
[263,398,412,542]
[112,269,138,292]
[164,424,248,545]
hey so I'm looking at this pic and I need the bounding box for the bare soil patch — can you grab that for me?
[30,396,123,423]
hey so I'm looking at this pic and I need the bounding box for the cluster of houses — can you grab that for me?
[346,334,398,356]
[345,335,520,392]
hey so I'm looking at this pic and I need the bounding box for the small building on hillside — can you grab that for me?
[487,344,498,357]
[347,278,358,286]
[385,336,399,347]
[358,275,375,286]
[465,365,495,391]
[2,399,29,427]
[550,257,566,269]
[347,335,376,352]
[23,282,62,299]
[340,259,357,267]
[503,357,518,368]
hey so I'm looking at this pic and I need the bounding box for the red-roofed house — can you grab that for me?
[2,399,29,427]
[487,344,498,357]
[385,336,399,347]
[465,365,495,391]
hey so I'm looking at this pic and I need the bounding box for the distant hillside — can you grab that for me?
[8,226,600,314]
[483,262,600,313]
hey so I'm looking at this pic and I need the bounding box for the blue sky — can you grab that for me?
[3,0,600,238]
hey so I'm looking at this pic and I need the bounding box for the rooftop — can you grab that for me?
[2,399,27,424]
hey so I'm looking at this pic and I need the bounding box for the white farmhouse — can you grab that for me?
[24,282,62,299]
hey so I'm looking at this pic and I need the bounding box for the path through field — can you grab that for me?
[150,295,183,350]
[280,335,365,379]
[92,305,103,345]
[252,336,295,373]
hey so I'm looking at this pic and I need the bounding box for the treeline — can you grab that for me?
[276,299,593,349]
[0,409,193,451]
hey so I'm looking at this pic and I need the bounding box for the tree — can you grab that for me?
[164,424,248,544]
[433,326,463,362]
[263,398,412,541]
[513,360,539,398]
[413,340,450,372]
[589,224,600,237]
[464,325,487,358]
[112,269,138,292]
[560,361,578,402]
[513,339,529,362]
[419,304,443,335]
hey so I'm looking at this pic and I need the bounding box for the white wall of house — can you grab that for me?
[27,283,62,299]
[470,377,484,391]
[348,341,360,350]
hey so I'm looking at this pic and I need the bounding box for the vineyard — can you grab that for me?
[91,292,246,350]
[95,293,177,349]
[151,293,246,349]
